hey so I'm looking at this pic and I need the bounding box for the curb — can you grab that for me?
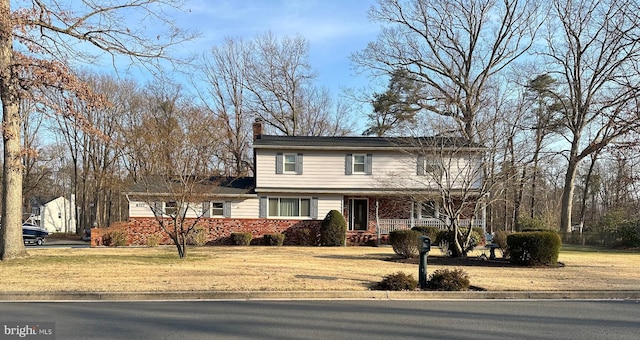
[1,290,640,301]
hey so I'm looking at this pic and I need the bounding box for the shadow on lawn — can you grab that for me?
[387,255,517,268]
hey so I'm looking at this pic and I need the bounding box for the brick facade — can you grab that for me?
[91,218,324,247]
[91,196,427,247]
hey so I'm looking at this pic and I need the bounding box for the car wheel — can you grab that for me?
[36,238,44,246]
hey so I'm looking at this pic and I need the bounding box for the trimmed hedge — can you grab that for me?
[230,232,252,246]
[507,231,561,266]
[389,229,420,258]
[411,226,442,242]
[320,210,347,246]
[264,233,285,246]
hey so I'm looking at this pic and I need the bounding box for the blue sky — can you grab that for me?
[176,0,381,97]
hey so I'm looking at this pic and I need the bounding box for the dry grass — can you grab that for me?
[0,245,638,293]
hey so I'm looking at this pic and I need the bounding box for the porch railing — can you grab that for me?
[377,218,484,235]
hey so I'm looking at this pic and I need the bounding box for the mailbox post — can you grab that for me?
[418,236,431,289]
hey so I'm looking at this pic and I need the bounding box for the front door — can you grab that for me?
[349,199,368,231]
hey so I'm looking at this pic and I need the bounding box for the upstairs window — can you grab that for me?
[417,155,443,180]
[345,154,372,175]
[276,153,303,174]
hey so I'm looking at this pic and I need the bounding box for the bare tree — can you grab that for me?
[243,33,353,137]
[0,0,193,260]
[198,38,253,176]
[352,0,542,141]
[122,82,225,258]
[407,135,493,257]
[543,0,640,233]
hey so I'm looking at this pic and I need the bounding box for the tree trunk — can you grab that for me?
[0,0,28,260]
[560,159,580,233]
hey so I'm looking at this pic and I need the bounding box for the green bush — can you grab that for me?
[230,232,252,246]
[411,226,442,242]
[102,229,127,247]
[264,233,285,246]
[516,216,547,232]
[320,210,347,246]
[507,231,561,266]
[375,272,418,291]
[389,229,420,258]
[616,221,640,248]
[427,268,471,291]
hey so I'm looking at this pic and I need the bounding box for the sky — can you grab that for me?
[175,0,381,96]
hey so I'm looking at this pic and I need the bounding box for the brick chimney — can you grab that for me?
[252,118,263,141]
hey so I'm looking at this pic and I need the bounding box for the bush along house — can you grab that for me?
[91,122,487,247]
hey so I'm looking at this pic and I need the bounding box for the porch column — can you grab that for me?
[410,200,415,229]
[375,198,380,246]
[482,199,487,233]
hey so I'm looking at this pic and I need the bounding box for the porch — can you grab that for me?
[376,218,484,235]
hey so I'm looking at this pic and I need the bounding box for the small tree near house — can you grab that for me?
[400,136,493,257]
[121,84,228,258]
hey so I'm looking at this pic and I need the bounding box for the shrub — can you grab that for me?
[507,231,562,266]
[230,232,252,246]
[190,227,208,246]
[491,230,511,257]
[516,216,547,232]
[615,221,640,248]
[389,229,420,258]
[427,268,471,291]
[320,210,347,246]
[375,272,418,291]
[411,226,442,242]
[146,234,160,247]
[292,227,318,246]
[264,233,285,246]
[102,229,127,247]
[436,228,482,257]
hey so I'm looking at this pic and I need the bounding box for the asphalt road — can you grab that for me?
[1,300,638,339]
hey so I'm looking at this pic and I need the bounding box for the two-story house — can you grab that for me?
[93,122,486,246]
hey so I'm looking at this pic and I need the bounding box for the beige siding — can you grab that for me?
[229,198,259,218]
[256,150,482,191]
[129,201,153,218]
[129,198,259,219]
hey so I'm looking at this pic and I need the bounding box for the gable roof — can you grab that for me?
[252,135,485,151]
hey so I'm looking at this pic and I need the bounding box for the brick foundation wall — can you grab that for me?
[92,218,326,247]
